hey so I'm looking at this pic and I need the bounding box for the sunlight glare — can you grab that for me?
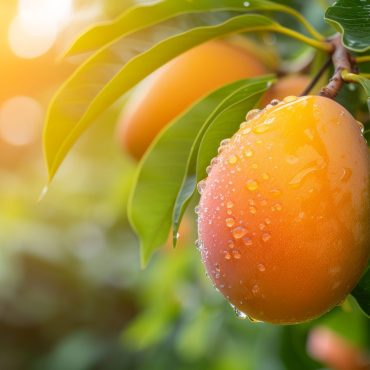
[8,0,73,58]
[0,96,44,146]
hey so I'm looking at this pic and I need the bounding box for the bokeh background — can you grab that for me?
[0,1,369,369]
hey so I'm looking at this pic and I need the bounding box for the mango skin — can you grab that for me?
[197,95,370,324]
[118,40,267,159]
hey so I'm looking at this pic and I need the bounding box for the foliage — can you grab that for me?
[41,0,370,332]
[325,0,370,52]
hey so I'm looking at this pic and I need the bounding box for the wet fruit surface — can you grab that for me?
[197,95,370,324]
[118,40,267,159]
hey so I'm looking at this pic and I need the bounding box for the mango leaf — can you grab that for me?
[44,14,278,182]
[325,0,370,52]
[172,77,275,243]
[66,0,319,56]
[352,266,370,317]
[196,86,268,182]
[342,71,370,112]
[354,75,370,112]
[128,79,262,266]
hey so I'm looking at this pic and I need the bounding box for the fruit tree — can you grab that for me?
[43,0,370,329]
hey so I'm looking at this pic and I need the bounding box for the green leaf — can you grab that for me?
[128,79,258,266]
[196,86,268,182]
[342,71,370,112]
[352,266,370,317]
[354,75,370,112]
[325,0,370,52]
[44,14,278,182]
[66,0,313,56]
[172,76,275,242]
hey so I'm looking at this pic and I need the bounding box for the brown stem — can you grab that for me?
[319,34,356,99]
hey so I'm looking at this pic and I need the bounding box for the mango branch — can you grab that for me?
[319,34,356,99]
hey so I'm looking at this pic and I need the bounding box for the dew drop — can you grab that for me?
[226,217,235,228]
[252,284,260,295]
[245,108,260,121]
[232,226,248,239]
[259,223,266,230]
[228,155,238,165]
[233,250,241,259]
[227,240,235,249]
[271,203,282,212]
[258,263,266,272]
[194,205,200,214]
[197,180,206,194]
[232,304,247,319]
[262,172,269,180]
[265,217,271,225]
[340,167,352,182]
[253,124,269,134]
[356,120,364,133]
[224,251,232,260]
[243,1,250,7]
[249,206,257,215]
[270,99,280,106]
[195,239,203,251]
[262,233,271,242]
[220,138,230,147]
[289,166,320,188]
[241,126,252,135]
[246,179,259,191]
[244,149,253,157]
[227,209,232,215]
[226,201,234,209]
[283,96,298,103]
[242,236,253,246]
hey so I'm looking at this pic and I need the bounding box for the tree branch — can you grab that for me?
[319,34,356,99]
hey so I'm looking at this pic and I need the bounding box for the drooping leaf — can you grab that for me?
[66,0,320,56]
[172,77,275,242]
[325,0,370,52]
[128,79,264,266]
[352,266,370,317]
[44,14,278,182]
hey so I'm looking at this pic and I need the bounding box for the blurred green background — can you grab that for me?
[0,1,368,369]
